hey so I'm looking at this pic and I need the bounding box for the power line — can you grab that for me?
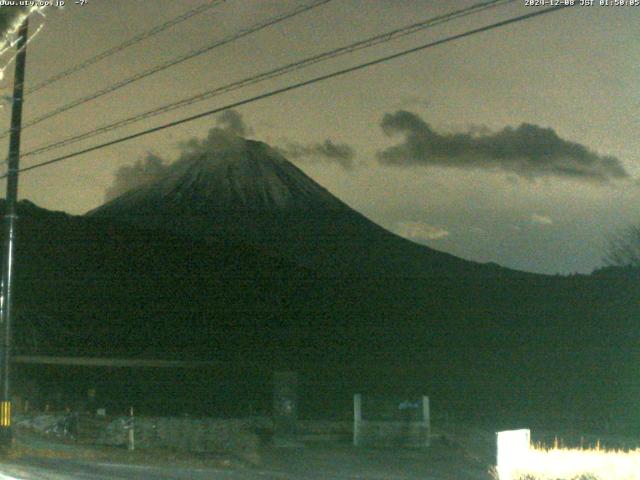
[0,0,333,140]
[22,0,515,159]
[6,5,573,179]
[23,0,226,97]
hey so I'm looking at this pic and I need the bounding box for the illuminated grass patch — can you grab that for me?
[495,432,640,480]
[511,445,640,480]
[495,429,640,480]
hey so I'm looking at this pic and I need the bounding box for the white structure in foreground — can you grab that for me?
[496,429,531,480]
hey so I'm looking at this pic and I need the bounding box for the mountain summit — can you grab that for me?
[89,133,503,277]
[94,138,344,214]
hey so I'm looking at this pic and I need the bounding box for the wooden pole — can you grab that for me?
[0,17,29,448]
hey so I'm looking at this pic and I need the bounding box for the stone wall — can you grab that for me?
[16,413,261,463]
[99,416,260,461]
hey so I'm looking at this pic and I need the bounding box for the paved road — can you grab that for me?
[0,459,308,480]
[0,445,491,480]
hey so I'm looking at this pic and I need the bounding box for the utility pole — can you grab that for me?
[0,17,29,448]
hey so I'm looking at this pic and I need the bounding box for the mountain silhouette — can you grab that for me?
[89,136,509,278]
[2,135,637,428]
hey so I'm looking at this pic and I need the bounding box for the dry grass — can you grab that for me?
[498,444,640,480]
[9,434,250,470]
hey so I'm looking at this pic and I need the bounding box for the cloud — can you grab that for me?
[216,109,251,137]
[178,109,255,157]
[376,110,628,182]
[279,139,356,169]
[104,153,170,202]
[531,213,553,226]
[395,221,449,241]
[104,110,356,201]
[105,110,255,201]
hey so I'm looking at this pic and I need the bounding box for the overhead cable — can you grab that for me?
[22,0,515,158]
[0,0,333,139]
[7,5,573,178]
[24,0,227,96]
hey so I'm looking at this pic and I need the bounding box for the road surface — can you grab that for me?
[0,445,492,480]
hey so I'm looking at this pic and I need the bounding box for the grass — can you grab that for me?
[9,429,255,469]
[495,443,640,480]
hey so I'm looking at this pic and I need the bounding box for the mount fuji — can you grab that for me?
[6,133,639,424]
[88,135,508,278]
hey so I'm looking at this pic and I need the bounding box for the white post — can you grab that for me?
[496,429,530,480]
[422,395,430,447]
[128,406,135,452]
[353,394,362,447]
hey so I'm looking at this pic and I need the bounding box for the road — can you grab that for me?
[0,445,492,480]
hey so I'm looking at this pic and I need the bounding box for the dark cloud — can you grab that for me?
[216,109,252,137]
[377,110,628,181]
[104,153,169,202]
[179,110,252,157]
[279,140,356,170]
[105,110,253,200]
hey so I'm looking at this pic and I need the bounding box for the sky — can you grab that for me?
[0,0,637,275]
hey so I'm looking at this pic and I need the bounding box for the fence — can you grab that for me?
[353,394,430,448]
